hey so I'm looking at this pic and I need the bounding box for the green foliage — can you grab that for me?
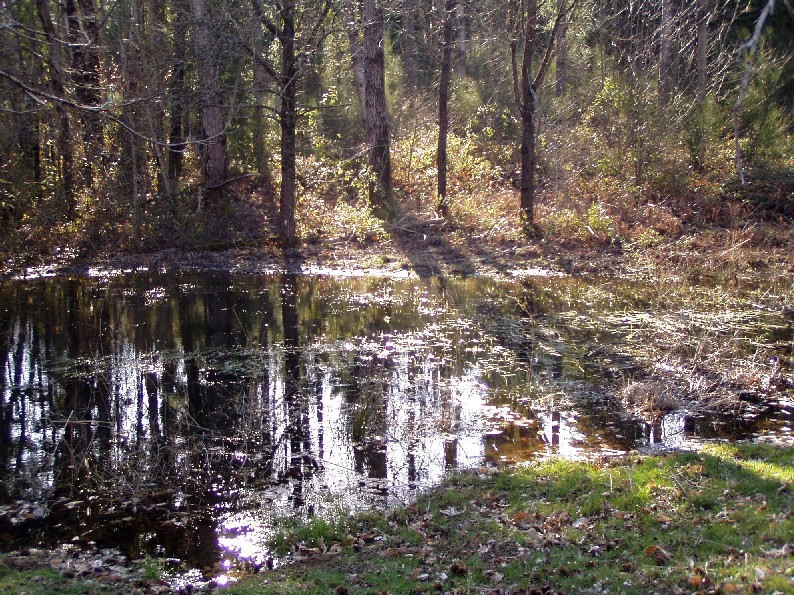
[542,202,617,243]
[739,49,794,171]
[269,516,351,556]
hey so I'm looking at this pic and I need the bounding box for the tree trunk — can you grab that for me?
[437,0,456,217]
[555,0,569,96]
[66,0,101,189]
[190,0,228,199]
[659,0,673,104]
[519,0,538,231]
[253,60,275,197]
[696,0,709,103]
[404,0,419,89]
[363,0,392,211]
[344,1,368,120]
[733,0,777,185]
[689,0,710,170]
[455,1,466,77]
[35,0,74,215]
[280,0,298,246]
[168,0,189,191]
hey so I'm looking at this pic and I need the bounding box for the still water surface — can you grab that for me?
[0,272,790,575]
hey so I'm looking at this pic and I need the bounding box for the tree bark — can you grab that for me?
[363,0,393,211]
[437,0,456,217]
[190,0,228,199]
[35,0,74,214]
[659,0,674,104]
[280,0,298,245]
[66,0,101,188]
[344,1,368,120]
[519,0,538,231]
[518,0,572,231]
[696,0,710,103]
[168,0,189,190]
[404,0,419,89]
[455,1,466,77]
[555,0,569,96]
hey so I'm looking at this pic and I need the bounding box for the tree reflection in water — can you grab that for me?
[0,272,789,573]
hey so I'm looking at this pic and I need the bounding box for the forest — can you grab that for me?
[2,2,794,592]
[0,0,792,259]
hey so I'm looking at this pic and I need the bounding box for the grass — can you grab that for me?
[0,565,108,595]
[215,443,794,594]
[1,444,791,593]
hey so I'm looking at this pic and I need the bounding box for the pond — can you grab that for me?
[0,271,791,581]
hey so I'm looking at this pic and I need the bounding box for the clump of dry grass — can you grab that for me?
[621,380,683,419]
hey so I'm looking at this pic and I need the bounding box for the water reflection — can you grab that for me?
[0,272,790,572]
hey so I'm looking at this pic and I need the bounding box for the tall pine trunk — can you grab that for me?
[555,0,569,96]
[344,1,368,119]
[455,2,466,77]
[66,0,101,189]
[437,0,456,217]
[519,0,538,231]
[696,0,709,103]
[35,0,74,215]
[659,0,673,104]
[279,0,298,246]
[168,0,189,191]
[404,0,419,89]
[190,0,228,200]
[363,0,392,211]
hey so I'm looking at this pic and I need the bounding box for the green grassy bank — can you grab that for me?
[233,443,793,595]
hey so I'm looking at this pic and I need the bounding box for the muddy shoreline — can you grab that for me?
[3,218,792,290]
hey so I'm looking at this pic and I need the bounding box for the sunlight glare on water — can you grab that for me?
[0,271,790,577]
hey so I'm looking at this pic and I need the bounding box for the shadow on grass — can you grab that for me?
[227,443,793,595]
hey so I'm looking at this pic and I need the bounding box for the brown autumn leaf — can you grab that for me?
[644,544,671,563]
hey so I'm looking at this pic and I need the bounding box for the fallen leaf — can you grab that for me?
[644,545,671,563]
[513,511,529,524]
[449,561,467,576]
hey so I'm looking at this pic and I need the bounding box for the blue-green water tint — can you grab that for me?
[0,272,790,576]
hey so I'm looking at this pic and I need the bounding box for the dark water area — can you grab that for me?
[0,272,791,578]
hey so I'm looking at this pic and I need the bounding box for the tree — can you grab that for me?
[555,0,570,96]
[437,0,456,217]
[403,0,420,89]
[66,0,101,189]
[34,0,76,213]
[514,0,576,232]
[345,0,393,212]
[733,0,782,185]
[190,0,229,200]
[249,0,331,245]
